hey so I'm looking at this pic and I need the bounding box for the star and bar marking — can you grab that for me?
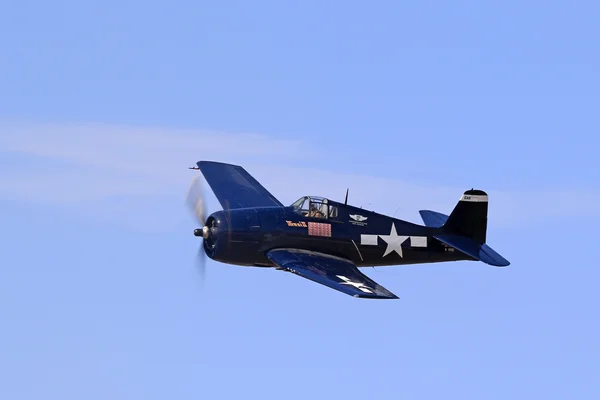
[360,223,427,258]
[336,275,374,293]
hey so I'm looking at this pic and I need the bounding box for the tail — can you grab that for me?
[419,189,510,267]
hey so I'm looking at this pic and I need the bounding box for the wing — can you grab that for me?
[195,161,284,210]
[267,249,399,299]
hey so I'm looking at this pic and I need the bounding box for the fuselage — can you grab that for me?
[202,198,471,268]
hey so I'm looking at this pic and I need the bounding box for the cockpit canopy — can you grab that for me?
[291,196,338,219]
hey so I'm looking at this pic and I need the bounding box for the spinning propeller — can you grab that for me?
[185,175,214,280]
[185,170,233,281]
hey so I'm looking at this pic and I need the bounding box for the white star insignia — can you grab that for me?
[336,275,373,293]
[379,223,409,257]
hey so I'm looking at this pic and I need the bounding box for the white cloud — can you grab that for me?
[1,122,598,231]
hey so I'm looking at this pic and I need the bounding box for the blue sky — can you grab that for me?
[1,1,599,398]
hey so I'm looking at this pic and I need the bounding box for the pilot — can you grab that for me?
[309,204,325,218]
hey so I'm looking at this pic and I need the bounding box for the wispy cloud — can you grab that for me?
[0,122,314,202]
[1,122,311,177]
[1,122,597,231]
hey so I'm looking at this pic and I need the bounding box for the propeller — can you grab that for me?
[185,175,209,280]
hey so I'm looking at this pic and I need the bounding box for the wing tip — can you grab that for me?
[196,160,242,169]
[354,293,399,300]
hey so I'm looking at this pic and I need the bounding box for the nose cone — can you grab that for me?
[194,226,211,239]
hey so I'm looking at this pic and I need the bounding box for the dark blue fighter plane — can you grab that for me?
[186,161,510,299]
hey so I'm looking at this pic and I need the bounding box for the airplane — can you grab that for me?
[185,161,510,299]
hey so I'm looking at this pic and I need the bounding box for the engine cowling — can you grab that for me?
[199,209,263,266]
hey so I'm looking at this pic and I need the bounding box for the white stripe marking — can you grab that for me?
[461,194,488,202]
[410,236,428,247]
[361,234,378,245]
[363,234,428,247]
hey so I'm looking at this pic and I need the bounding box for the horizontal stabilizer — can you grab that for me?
[434,234,510,267]
[419,210,449,228]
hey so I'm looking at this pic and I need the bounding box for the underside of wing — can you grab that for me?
[195,161,283,210]
[267,249,399,299]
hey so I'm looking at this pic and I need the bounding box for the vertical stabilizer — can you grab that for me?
[443,189,488,244]
[419,189,509,266]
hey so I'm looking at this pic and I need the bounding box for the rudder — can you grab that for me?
[443,189,488,244]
